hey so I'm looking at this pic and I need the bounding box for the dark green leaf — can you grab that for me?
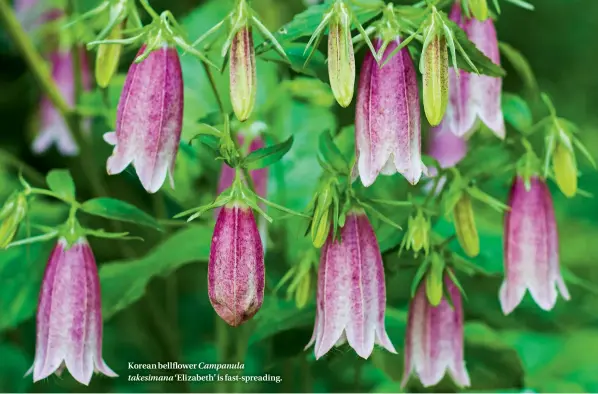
[260,43,328,81]
[46,169,76,201]
[244,136,294,170]
[249,297,315,344]
[319,130,349,173]
[81,197,162,231]
[100,225,212,319]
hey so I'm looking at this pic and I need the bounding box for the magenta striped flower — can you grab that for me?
[33,49,91,156]
[446,4,504,139]
[27,237,116,385]
[306,210,396,359]
[104,44,183,193]
[209,202,265,326]
[402,273,470,388]
[355,37,424,186]
[500,176,570,314]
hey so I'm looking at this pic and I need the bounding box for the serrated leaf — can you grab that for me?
[81,198,162,231]
[319,130,349,173]
[244,136,294,170]
[502,93,533,132]
[46,169,76,201]
[100,225,212,319]
[443,18,505,77]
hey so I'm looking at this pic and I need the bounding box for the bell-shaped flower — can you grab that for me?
[402,273,470,388]
[447,4,504,138]
[27,237,117,385]
[209,201,265,326]
[104,44,183,193]
[500,176,570,314]
[306,210,396,359]
[355,37,424,186]
[33,49,91,156]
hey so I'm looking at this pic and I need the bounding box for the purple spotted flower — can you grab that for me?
[104,44,183,193]
[27,237,117,385]
[500,176,570,314]
[209,202,265,326]
[446,4,504,139]
[402,273,470,388]
[355,37,424,187]
[33,49,91,156]
[306,210,396,359]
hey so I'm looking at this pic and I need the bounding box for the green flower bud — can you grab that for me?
[423,35,449,126]
[425,254,445,307]
[0,192,27,248]
[453,194,480,258]
[294,271,311,309]
[328,1,355,108]
[405,210,431,256]
[469,0,489,21]
[95,23,123,88]
[552,142,577,198]
[230,26,257,122]
[311,187,334,248]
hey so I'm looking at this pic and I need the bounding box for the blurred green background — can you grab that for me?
[1,0,598,392]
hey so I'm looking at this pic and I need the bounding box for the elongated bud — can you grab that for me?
[405,211,430,256]
[425,254,444,307]
[105,45,184,193]
[423,35,449,126]
[209,202,265,326]
[328,1,355,108]
[95,23,123,88]
[0,192,27,248]
[311,188,333,248]
[469,0,489,21]
[230,26,257,122]
[453,194,480,257]
[552,142,577,198]
[294,271,311,309]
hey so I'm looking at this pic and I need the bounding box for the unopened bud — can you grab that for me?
[406,211,430,256]
[328,1,355,108]
[294,272,311,309]
[469,0,489,21]
[453,194,480,258]
[423,35,449,126]
[552,142,577,198]
[95,23,123,88]
[311,188,333,248]
[425,254,445,307]
[0,192,27,248]
[230,26,257,122]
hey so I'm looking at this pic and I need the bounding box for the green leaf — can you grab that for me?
[319,130,349,173]
[502,93,533,132]
[81,197,162,231]
[244,136,294,170]
[46,169,76,201]
[261,43,328,81]
[100,225,212,319]
[249,296,315,344]
[444,18,506,77]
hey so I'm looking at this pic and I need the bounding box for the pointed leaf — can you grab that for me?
[244,136,294,170]
[319,131,349,173]
[46,169,76,201]
[81,198,162,231]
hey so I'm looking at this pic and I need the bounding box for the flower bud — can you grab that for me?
[422,35,449,126]
[306,210,396,359]
[209,202,265,326]
[425,254,444,307]
[294,271,311,309]
[95,23,123,88]
[552,142,577,198]
[311,187,333,248]
[453,193,480,257]
[0,192,27,248]
[405,211,430,256]
[105,44,184,193]
[500,176,570,314]
[469,0,489,21]
[328,1,355,108]
[230,26,257,122]
[27,237,117,385]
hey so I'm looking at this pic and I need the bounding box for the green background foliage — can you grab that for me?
[1,0,598,392]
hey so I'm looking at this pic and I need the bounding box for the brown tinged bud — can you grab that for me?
[422,35,449,126]
[230,26,257,122]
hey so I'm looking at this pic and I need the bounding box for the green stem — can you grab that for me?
[0,149,45,186]
[216,318,229,393]
[202,60,226,115]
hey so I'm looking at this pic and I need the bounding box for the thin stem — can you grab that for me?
[202,60,226,115]
[216,318,229,393]
[0,149,45,186]
[0,0,71,115]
